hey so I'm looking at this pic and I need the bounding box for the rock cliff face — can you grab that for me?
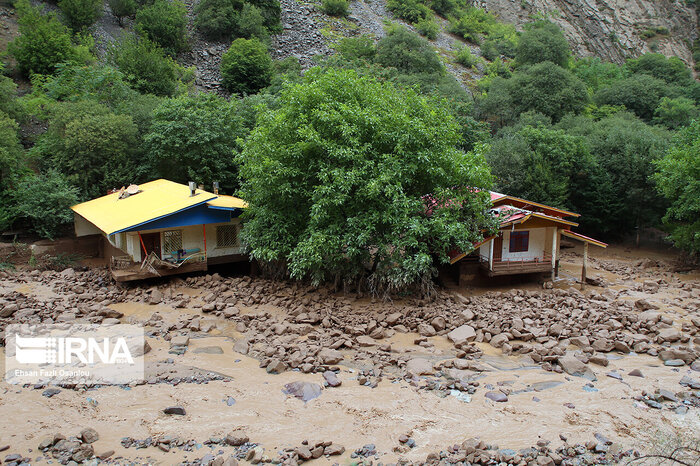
[475,0,698,65]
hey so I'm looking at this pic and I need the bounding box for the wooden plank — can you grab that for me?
[111,261,207,282]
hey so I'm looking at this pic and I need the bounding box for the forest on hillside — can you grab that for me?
[0,0,698,290]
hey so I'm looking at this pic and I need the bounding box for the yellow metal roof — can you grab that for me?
[71,179,217,235]
[207,195,248,209]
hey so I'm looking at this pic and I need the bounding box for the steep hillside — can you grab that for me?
[477,0,698,65]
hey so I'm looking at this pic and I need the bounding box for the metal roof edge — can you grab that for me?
[109,197,216,235]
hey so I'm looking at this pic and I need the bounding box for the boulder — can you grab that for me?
[558,355,596,381]
[406,358,434,376]
[447,325,476,346]
[318,348,343,365]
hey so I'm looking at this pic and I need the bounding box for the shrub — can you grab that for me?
[195,0,280,39]
[375,25,443,75]
[455,46,477,67]
[515,21,570,67]
[8,0,83,77]
[220,38,273,94]
[135,0,188,55]
[238,68,497,292]
[429,0,459,17]
[416,18,439,40]
[12,170,79,239]
[321,0,348,16]
[248,0,281,33]
[108,0,138,25]
[59,0,102,31]
[387,0,431,23]
[237,3,268,40]
[195,0,242,39]
[448,7,496,43]
[336,35,376,61]
[108,34,192,96]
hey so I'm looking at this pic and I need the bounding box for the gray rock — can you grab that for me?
[447,325,476,346]
[80,427,99,444]
[485,391,508,402]
[323,370,341,387]
[163,406,186,415]
[558,355,597,381]
[406,358,434,376]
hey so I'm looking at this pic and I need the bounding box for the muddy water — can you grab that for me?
[0,245,698,464]
[1,331,698,464]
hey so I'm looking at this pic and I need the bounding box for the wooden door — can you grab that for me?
[493,233,503,261]
[141,233,161,259]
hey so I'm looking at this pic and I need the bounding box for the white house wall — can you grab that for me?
[117,218,243,263]
[501,227,547,261]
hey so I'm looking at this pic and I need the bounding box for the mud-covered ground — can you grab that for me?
[0,244,698,465]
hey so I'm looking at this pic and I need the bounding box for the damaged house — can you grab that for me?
[71,179,247,282]
[448,192,607,285]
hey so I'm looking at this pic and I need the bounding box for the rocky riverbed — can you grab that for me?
[0,245,698,465]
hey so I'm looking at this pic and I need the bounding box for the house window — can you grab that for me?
[216,225,238,248]
[509,231,529,253]
[163,230,183,254]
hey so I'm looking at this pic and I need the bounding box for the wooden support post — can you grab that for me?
[551,228,557,281]
[488,239,494,272]
[580,242,588,290]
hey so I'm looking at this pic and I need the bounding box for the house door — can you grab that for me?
[493,234,503,261]
[141,233,161,259]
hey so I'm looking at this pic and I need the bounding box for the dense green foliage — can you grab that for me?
[194,0,280,40]
[238,68,497,292]
[59,0,102,31]
[11,170,80,239]
[33,101,142,199]
[221,38,273,94]
[321,0,349,17]
[108,35,193,96]
[479,62,587,124]
[375,25,443,75]
[108,0,138,26]
[515,21,570,68]
[8,0,89,77]
[654,121,700,256]
[487,123,596,213]
[135,0,188,55]
[145,94,244,190]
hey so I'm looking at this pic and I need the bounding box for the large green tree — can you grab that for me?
[559,112,671,236]
[145,94,243,190]
[478,61,588,125]
[237,68,497,293]
[486,123,605,231]
[33,101,143,199]
[654,120,700,256]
